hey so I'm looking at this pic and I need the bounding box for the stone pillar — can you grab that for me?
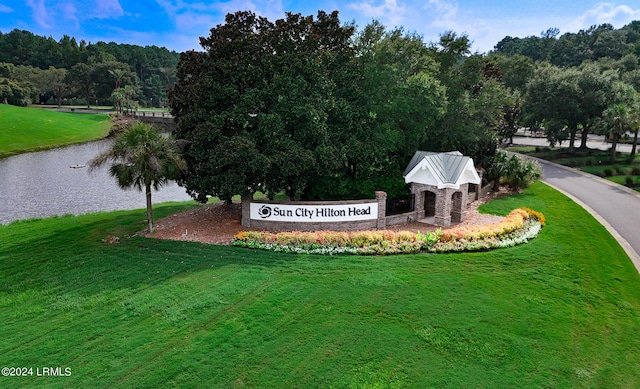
[434,188,452,227]
[458,184,470,222]
[476,170,484,201]
[375,191,387,229]
[412,184,426,220]
[241,193,253,227]
[450,190,466,223]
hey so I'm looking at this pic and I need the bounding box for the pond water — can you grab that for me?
[0,139,193,225]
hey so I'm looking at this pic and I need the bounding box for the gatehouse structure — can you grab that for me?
[403,151,482,227]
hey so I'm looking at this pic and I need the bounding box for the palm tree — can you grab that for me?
[111,88,125,114]
[629,100,640,161]
[89,123,186,231]
[601,104,630,163]
[108,68,126,90]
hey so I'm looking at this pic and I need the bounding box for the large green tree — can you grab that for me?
[524,62,622,150]
[429,34,515,167]
[600,103,632,162]
[170,11,365,202]
[88,123,186,231]
[316,21,446,199]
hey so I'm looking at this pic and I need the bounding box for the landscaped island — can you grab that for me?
[232,207,544,255]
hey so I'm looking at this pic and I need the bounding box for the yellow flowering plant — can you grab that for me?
[232,207,544,255]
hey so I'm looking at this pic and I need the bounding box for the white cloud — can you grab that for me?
[205,0,285,22]
[569,2,640,31]
[59,1,79,28]
[92,0,124,19]
[26,0,52,28]
[0,3,12,13]
[348,0,408,25]
[173,12,218,31]
[154,0,286,43]
[154,0,219,34]
[426,0,457,28]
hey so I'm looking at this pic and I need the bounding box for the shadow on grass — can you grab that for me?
[0,202,339,298]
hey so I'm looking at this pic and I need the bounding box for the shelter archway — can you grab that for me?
[424,190,436,217]
[451,191,463,223]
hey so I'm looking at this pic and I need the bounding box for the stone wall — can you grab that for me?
[242,192,389,232]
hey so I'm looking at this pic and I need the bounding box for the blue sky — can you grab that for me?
[1,1,640,53]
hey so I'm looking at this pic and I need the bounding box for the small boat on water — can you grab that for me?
[69,164,86,169]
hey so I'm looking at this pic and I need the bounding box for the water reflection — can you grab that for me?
[0,139,192,225]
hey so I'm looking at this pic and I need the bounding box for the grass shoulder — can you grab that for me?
[0,104,111,159]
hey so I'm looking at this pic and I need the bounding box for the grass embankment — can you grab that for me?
[1,182,640,388]
[510,145,640,191]
[0,105,111,159]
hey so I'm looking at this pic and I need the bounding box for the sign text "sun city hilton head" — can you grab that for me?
[250,202,378,222]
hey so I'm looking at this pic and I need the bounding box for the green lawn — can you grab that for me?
[0,105,111,158]
[1,182,640,388]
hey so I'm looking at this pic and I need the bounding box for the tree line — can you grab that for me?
[170,12,640,202]
[4,14,640,203]
[169,11,518,202]
[0,29,179,109]
[492,21,640,160]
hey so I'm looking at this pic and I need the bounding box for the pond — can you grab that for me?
[0,139,193,225]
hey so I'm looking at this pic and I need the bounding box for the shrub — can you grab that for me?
[487,151,542,190]
[520,207,546,226]
[231,208,545,255]
[632,167,640,175]
[616,167,626,175]
[604,169,613,177]
[626,176,634,186]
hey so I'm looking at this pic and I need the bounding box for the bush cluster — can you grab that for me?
[232,208,544,255]
[488,151,542,190]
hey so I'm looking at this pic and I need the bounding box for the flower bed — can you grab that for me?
[232,207,545,255]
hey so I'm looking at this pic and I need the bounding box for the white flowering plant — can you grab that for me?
[231,207,544,255]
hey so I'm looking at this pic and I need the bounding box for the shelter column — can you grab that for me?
[375,191,387,229]
[434,188,453,227]
[241,193,253,227]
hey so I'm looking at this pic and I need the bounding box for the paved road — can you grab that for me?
[512,133,634,152]
[510,135,640,272]
[519,154,640,273]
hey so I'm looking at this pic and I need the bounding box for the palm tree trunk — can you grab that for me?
[579,128,589,149]
[610,135,618,163]
[145,182,154,232]
[569,128,577,152]
[631,130,639,161]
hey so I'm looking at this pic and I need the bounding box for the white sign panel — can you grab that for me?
[250,202,378,222]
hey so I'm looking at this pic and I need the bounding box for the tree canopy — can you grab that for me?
[6,14,640,200]
[170,11,512,202]
[0,28,179,107]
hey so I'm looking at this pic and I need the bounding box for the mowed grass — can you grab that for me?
[0,105,111,158]
[1,182,640,388]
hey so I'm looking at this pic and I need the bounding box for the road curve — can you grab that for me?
[535,158,640,273]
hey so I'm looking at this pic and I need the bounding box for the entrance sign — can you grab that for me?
[250,202,378,223]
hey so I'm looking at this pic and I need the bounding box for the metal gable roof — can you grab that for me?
[403,151,478,188]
